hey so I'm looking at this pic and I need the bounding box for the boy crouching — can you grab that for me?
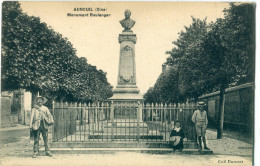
[169,121,185,152]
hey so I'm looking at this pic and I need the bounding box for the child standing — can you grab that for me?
[192,101,210,151]
[169,121,185,151]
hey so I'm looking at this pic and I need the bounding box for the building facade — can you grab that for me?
[1,90,32,127]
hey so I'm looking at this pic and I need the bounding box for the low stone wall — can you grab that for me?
[1,96,13,127]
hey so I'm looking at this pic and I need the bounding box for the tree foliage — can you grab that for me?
[204,3,255,87]
[144,3,255,139]
[144,3,255,104]
[1,1,113,103]
[168,17,213,100]
[143,66,183,104]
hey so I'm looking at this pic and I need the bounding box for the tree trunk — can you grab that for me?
[217,84,226,139]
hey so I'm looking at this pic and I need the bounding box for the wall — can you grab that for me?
[24,91,32,125]
[1,95,13,127]
[1,90,32,127]
[199,83,254,138]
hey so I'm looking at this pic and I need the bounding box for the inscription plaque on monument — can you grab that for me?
[119,45,134,83]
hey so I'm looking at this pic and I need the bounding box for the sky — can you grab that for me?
[19,1,230,94]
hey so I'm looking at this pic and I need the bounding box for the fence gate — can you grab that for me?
[52,101,197,143]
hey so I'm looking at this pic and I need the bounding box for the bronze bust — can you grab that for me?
[119,9,135,31]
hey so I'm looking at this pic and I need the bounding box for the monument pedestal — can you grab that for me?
[108,94,143,121]
[108,28,143,117]
[101,10,157,140]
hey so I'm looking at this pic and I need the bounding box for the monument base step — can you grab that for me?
[101,128,149,134]
[51,141,197,149]
[40,147,213,155]
[88,134,163,140]
[106,122,148,128]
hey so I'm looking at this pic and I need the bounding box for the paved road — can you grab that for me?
[0,128,29,144]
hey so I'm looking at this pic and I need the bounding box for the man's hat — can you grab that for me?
[197,101,206,107]
[36,96,48,104]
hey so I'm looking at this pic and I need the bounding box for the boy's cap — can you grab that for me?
[197,101,206,106]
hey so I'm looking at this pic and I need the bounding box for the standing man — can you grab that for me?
[192,101,210,151]
[30,96,53,158]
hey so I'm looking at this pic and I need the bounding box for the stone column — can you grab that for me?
[113,31,139,93]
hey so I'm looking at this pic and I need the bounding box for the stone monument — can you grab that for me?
[109,9,143,105]
[100,10,154,140]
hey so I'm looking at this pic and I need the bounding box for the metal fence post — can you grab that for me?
[111,101,114,141]
[59,102,64,141]
[74,102,77,141]
[137,101,141,142]
[164,104,167,141]
[65,102,68,141]
[79,102,83,126]
[51,100,55,142]
[191,102,196,141]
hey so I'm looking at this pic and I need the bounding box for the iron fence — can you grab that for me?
[52,101,197,142]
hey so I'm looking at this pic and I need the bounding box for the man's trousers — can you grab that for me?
[33,121,49,153]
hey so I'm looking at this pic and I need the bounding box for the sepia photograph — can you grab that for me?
[0,1,257,166]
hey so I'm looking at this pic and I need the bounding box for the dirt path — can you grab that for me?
[0,127,253,166]
[0,152,253,166]
[206,130,253,158]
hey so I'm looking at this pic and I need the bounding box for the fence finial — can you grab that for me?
[52,100,55,107]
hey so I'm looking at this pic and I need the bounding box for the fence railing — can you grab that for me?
[52,102,77,142]
[52,101,197,142]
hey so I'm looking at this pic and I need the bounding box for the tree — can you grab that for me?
[1,1,113,104]
[143,87,160,104]
[146,3,255,139]
[65,57,113,102]
[1,1,78,104]
[202,3,255,138]
[166,3,255,139]
[144,17,211,104]
[144,65,185,104]
[166,17,212,101]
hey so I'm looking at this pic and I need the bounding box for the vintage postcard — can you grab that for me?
[0,1,257,166]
